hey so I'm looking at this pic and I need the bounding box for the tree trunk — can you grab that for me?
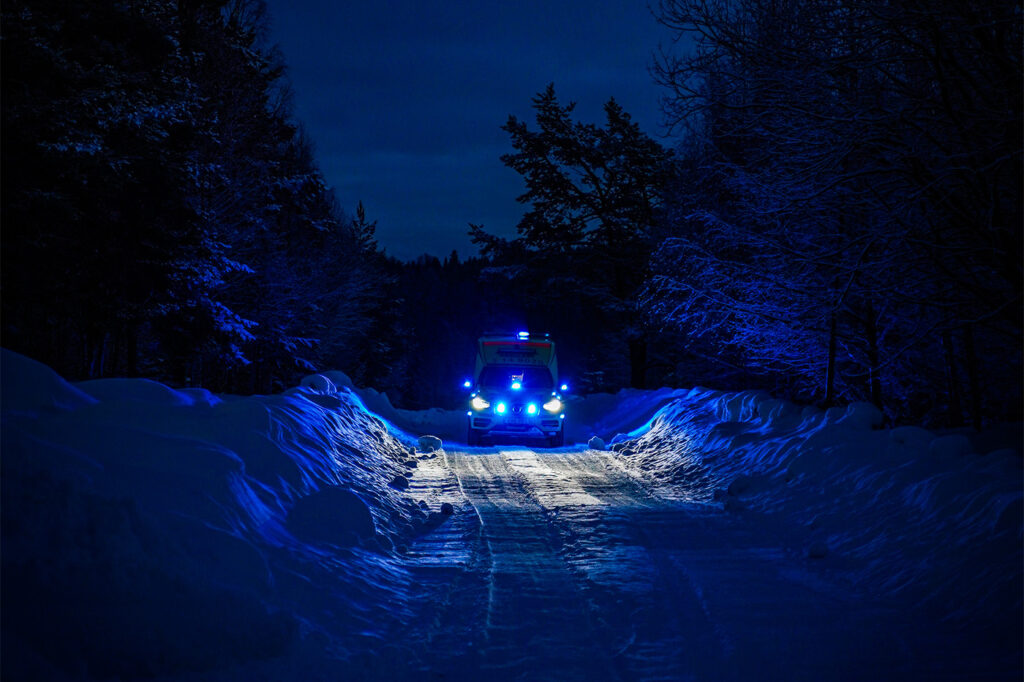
[629,337,647,389]
[864,307,882,411]
[942,331,963,427]
[126,326,138,377]
[824,312,837,406]
[964,325,982,431]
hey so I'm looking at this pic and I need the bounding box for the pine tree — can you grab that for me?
[474,85,669,388]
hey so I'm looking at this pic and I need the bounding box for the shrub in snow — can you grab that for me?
[417,435,443,452]
[389,475,410,490]
[441,502,455,516]
[287,486,377,547]
[588,436,606,451]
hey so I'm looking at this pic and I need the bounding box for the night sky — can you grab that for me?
[263,1,674,261]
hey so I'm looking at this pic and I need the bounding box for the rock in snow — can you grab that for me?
[287,486,376,547]
[588,436,606,451]
[417,434,443,452]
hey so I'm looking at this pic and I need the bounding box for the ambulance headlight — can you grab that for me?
[543,397,563,414]
[471,396,491,411]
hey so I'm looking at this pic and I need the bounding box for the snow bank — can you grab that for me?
[615,387,1022,635]
[0,350,443,680]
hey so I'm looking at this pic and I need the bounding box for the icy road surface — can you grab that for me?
[399,447,970,682]
[3,357,1018,681]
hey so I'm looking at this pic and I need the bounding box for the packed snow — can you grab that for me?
[2,349,1020,680]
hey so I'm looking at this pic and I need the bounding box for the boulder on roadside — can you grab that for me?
[287,486,375,547]
[418,435,443,453]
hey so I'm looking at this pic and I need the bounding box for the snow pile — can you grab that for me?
[614,387,1022,637]
[4,349,1020,677]
[0,352,440,680]
[564,386,683,445]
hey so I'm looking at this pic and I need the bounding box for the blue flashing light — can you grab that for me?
[560,383,568,391]
[496,402,507,414]
[559,414,565,419]
[466,411,472,417]
[463,380,472,388]
[511,381,522,390]
[527,403,538,415]
[517,331,529,339]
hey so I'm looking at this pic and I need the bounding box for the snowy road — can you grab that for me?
[398,447,956,682]
[3,357,1018,681]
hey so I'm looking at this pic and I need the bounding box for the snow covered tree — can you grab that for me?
[2,0,205,378]
[646,0,1021,423]
[1,0,390,392]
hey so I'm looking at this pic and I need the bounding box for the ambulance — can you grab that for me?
[465,332,566,447]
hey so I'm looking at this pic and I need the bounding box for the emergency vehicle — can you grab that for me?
[465,332,566,447]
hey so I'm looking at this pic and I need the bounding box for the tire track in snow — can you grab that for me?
[444,450,621,681]
[539,452,919,682]
[420,448,918,681]
[528,451,734,681]
[396,452,490,676]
